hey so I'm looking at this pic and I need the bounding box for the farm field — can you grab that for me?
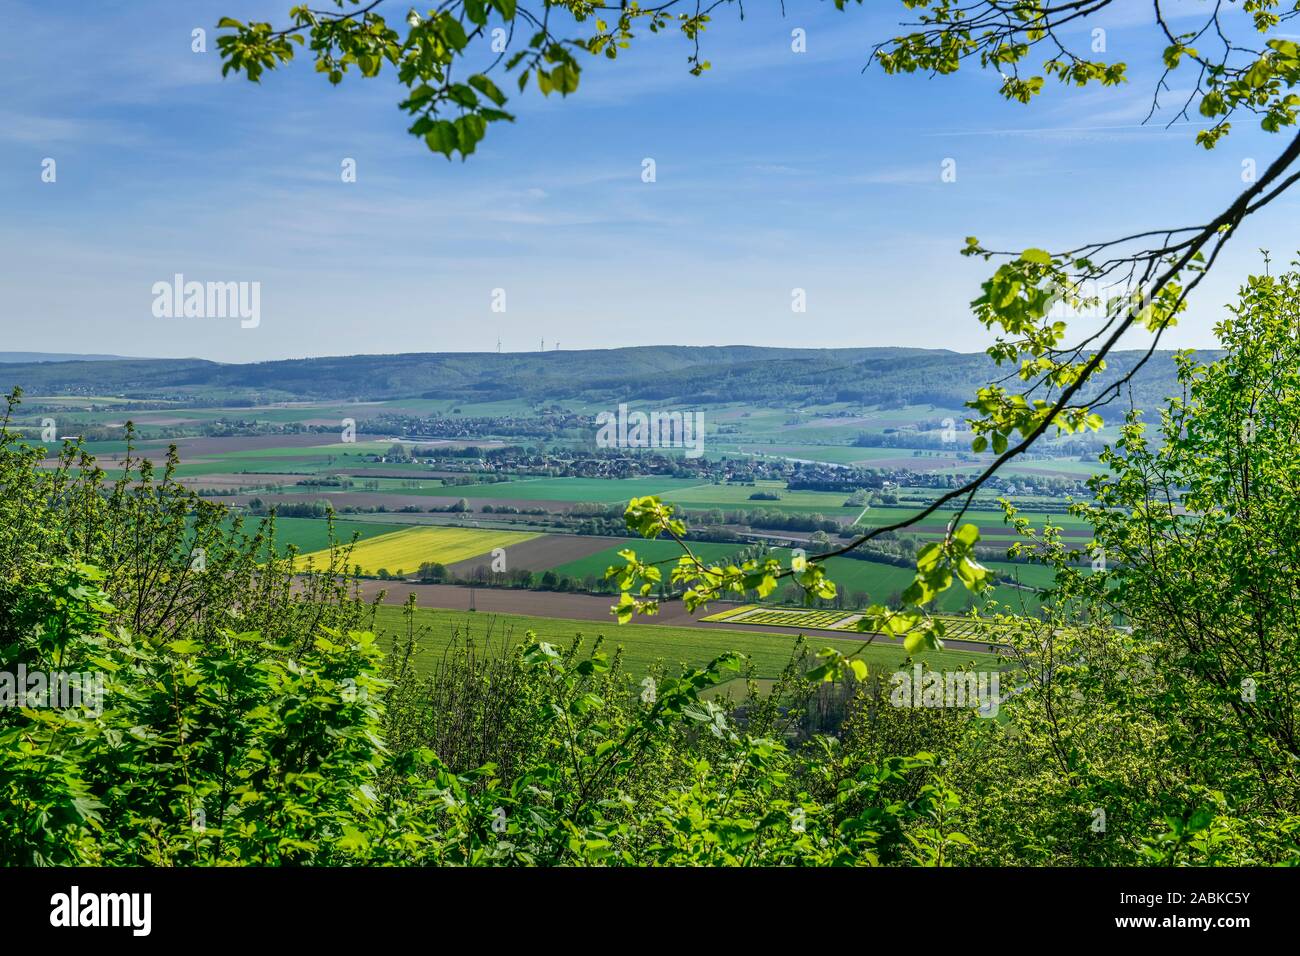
[376,397,550,417]
[709,437,1102,480]
[296,526,539,575]
[770,407,968,443]
[759,550,1046,614]
[713,442,898,466]
[444,533,614,576]
[702,605,1007,645]
[245,516,413,556]
[704,606,860,630]
[260,510,1058,613]
[68,444,398,479]
[931,615,1005,644]
[880,509,1081,536]
[22,394,143,406]
[333,475,704,504]
[206,440,393,460]
[658,479,859,515]
[854,505,1092,532]
[366,604,996,680]
[985,560,1061,590]
[549,538,751,580]
[546,539,1043,613]
[937,458,1106,479]
[464,476,703,503]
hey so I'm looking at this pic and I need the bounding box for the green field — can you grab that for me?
[458,476,702,502]
[854,504,1092,532]
[558,542,1051,614]
[23,395,143,406]
[549,538,751,580]
[25,438,153,458]
[713,443,898,466]
[336,475,704,503]
[985,560,1061,590]
[720,607,857,630]
[81,448,391,479]
[755,551,1046,614]
[659,479,860,515]
[250,516,413,555]
[368,604,995,680]
[322,475,864,518]
[701,605,1008,645]
[931,615,1005,643]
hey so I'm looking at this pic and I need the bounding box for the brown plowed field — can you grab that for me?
[444,534,613,576]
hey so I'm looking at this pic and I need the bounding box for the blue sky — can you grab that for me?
[1,0,1296,362]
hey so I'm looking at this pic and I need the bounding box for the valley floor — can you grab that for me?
[352,580,1000,655]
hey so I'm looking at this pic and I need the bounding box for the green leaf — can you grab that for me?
[550,62,579,95]
[455,114,488,157]
[469,74,509,106]
[424,120,460,158]
[440,16,470,52]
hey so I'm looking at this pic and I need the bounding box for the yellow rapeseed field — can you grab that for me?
[295,526,539,575]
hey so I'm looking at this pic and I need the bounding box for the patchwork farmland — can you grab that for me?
[702,604,1005,644]
[295,526,539,575]
[548,538,753,579]
[247,516,413,555]
[27,390,1088,642]
[366,603,998,680]
[704,605,861,630]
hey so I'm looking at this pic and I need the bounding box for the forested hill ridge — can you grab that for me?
[0,345,1202,415]
[0,351,141,363]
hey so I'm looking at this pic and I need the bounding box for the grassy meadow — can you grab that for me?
[367,604,997,680]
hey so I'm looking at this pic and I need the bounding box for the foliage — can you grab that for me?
[0,400,967,865]
[8,1,1300,866]
[0,562,957,866]
[216,0,722,160]
[589,264,1300,865]
[7,259,1300,867]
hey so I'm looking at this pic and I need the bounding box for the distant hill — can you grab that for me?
[0,352,142,363]
[0,345,1212,418]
